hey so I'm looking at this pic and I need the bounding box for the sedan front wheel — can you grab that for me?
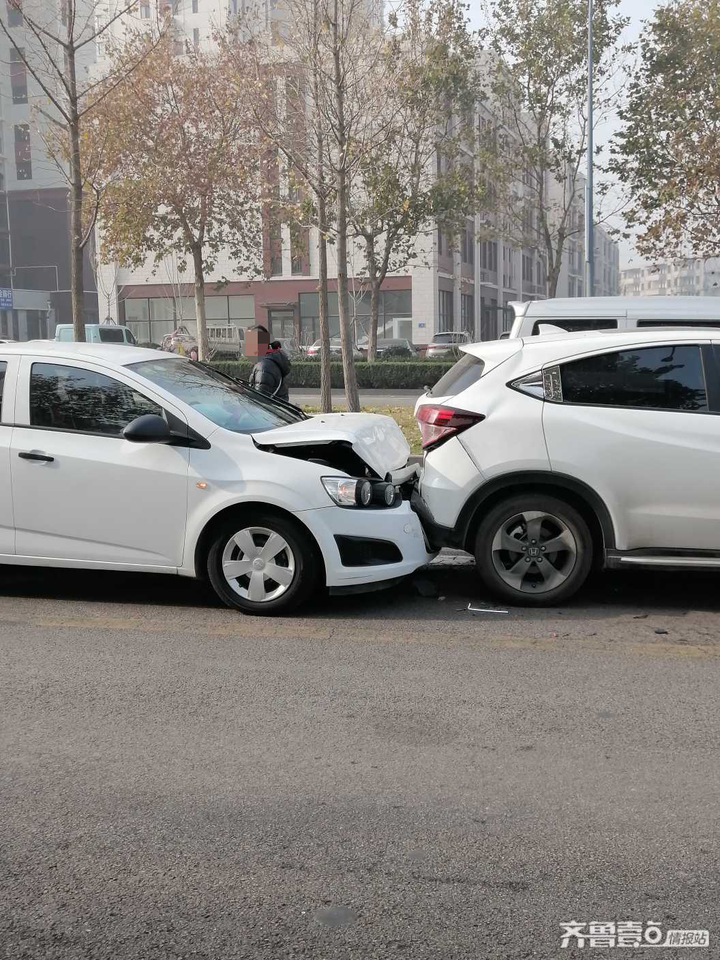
[207,513,319,615]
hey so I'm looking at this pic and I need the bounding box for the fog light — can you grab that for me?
[373,481,396,506]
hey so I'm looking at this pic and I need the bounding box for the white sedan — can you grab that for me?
[0,342,431,614]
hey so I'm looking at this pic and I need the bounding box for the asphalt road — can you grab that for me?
[1,558,719,959]
[292,388,423,407]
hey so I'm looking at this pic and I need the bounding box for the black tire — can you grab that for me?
[474,494,593,607]
[207,511,320,616]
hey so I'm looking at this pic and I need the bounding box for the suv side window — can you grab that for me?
[560,345,708,412]
[532,318,618,336]
[30,363,163,435]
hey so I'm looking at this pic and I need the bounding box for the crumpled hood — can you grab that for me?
[253,412,411,479]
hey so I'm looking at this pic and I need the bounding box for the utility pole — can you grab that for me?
[585,0,595,297]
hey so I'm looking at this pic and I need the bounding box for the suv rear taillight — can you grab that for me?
[416,404,485,450]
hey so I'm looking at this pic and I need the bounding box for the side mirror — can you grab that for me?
[123,414,172,444]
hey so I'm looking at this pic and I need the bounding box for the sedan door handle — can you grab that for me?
[18,452,54,463]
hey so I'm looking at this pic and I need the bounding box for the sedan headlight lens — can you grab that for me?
[322,477,373,507]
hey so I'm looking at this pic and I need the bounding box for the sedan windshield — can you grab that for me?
[128,357,302,433]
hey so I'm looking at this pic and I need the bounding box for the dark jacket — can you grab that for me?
[249,349,291,402]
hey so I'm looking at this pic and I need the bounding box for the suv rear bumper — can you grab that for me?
[410,489,458,551]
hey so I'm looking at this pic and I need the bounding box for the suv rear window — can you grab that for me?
[428,353,484,398]
[560,345,708,412]
[432,333,465,344]
[532,318,618,336]
[99,328,126,343]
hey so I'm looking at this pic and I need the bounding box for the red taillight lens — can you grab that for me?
[416,404,484,450]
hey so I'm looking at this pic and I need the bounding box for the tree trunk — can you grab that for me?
[331,0,359,412]
[316,204,332,413]
[192,245,209,361]
[365,236,381,363]
[67,52,85,341]
[315,109,332,412]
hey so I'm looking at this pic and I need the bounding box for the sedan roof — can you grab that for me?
[0,340,163,366]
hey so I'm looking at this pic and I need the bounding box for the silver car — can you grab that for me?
[424,331,471,359]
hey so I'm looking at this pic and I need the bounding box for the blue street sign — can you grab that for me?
[0,288,13,310]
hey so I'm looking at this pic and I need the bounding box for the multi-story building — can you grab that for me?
[621,258,720,298]
[94,3,621,347]
[0,2,99,339]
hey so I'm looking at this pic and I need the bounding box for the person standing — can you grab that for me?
[249,338,291,402]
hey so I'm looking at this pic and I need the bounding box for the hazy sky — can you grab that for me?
[468,0,664,268]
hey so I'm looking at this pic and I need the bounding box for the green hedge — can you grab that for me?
[210,360,454,390]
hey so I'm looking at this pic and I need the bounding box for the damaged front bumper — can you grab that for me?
[298,496,435,593]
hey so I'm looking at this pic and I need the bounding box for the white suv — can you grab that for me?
[415,328,720,605]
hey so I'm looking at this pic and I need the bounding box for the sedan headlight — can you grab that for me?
[322,477,373,507]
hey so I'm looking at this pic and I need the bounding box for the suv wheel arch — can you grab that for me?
[457,472,616,565]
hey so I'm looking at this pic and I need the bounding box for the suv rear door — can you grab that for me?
[542,340,720,552]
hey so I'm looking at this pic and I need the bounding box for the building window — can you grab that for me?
[461,294,474,334]
[10,48,27,104]
[140,0,150,15]
[193,27,199,46]
[268,218,282,276]
[7,0,22,26]
[14,124,31,181]
[439,290,454,332]
[192,0,198,10]
[522,254,533,283]
[461,224,474,265]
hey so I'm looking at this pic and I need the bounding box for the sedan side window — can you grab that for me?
[30,362,163,436]
[559,345,708,412]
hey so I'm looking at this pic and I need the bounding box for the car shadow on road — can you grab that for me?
[1,559,719,624]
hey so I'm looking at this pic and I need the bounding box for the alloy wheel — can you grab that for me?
[221,526,296,603]
[491,510,578,595]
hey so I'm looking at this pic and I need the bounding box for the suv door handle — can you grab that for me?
[18,452,54,463]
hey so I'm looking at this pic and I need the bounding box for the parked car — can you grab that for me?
[414,327,720,606]
[358,338,416,358]
[161,324,244,361]
[424,331,471,359]
[505,296,720,340]
[0,342,429,614]
[55,324,137,345]
[305,338,363,359]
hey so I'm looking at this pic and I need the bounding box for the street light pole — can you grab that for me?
[585,0,595,297]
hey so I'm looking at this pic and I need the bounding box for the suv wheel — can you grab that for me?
[474,495,593,607]
[207,513,319,616]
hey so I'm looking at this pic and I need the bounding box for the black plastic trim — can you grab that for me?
[329,575,406,596]
[410,490,455,550]
[334,535,403,567]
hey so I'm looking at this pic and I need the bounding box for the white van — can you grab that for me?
[506,296,720,339]
[55,324,137,345]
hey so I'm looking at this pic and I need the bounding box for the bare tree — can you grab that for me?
[478,0,629,297]
[223,1,338,411]
[0,0,166,339]
[348,0,484,360]
[227,0,396,412]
